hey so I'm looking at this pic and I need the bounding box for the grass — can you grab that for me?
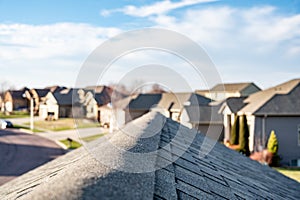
[0,111,29,119]
[13,124,44,133]
[24,118,100,132]
[59,134,106,150]
[59,139,82,149]
[275,167,300,182]
[81,133,107,142]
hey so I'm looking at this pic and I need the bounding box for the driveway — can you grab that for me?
[0,129,66,186]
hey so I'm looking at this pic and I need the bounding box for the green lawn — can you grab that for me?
[24,118,100,132]
[59,133,106,150]
[13,124,44,133]
[275,167,300,182]
[0,111,29,119]
[59,139,82,149]
[81,133,107,142]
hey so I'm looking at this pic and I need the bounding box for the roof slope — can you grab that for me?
[127,93,211,111]
[1,112,299,199]
[32,89,50,98]
[240,79,300,115]
[224,97,247,113]
[255,83,300,115]
[211,82,255,92]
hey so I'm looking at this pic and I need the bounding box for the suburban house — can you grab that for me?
[122,92,225,140]
[196,82,261,101]
[30,88,51,115]
[220,79,300,166]
[39,87,117,122]
[4,87,30,112]
[39,92,59,120]
[125,92,212,124]
[184,102,224,141]
[219,97,247,142]
[39,88,98,119]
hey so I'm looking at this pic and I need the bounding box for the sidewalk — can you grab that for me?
[36,127,108,142]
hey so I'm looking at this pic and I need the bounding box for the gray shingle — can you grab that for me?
[0,111,300,199]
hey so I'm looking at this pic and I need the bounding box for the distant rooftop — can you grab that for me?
[211,82,259,92]
[1,112,299,199]
[240,79,300,115]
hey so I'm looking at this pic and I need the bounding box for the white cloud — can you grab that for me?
[149,5,300,86]
[100,0,217,17]
[0,23,122,88]
[0,23,121,60]
[1,4,300,90]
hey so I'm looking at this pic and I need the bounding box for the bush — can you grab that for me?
[238,115,250,156]
[267,130,278,154]
[230,115,239,145]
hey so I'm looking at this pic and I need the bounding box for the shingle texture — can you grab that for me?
[240,79,300,115]
[211,83,256,92]
[1,112,299,199]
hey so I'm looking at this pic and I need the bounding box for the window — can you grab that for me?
[298,125,300,146]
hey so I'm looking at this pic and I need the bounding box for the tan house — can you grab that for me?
[196,82,261,101]
[39,92,59,120]
[39,89,97,119]
[30,88,51,115]
[4,88,30,112]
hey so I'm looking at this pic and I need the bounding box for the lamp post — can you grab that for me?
[23,92,34,131]
[30,97,34,130]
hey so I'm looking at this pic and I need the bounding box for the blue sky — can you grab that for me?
[0,0,300,91]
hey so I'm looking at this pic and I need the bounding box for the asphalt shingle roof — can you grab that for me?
[32,89,50,98]
[211,82,256,92]
[1,112,299,199]
[240,79,300,115]
[223,97,247,113]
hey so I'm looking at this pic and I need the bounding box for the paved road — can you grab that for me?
[0,129,66,186]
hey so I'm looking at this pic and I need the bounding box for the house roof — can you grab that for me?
[44,86,67,93]
[159,93,212,111]
[93,87,112,106]
[219,97,247,114]
[53,88,86,106]
[240,79,300,115]
[126,92,211,111]
[185,105,223,124]
[31,89,50,98]
[1,112,299,199]
[211,82,257,93]
[127,93,162,110]
[7,87,29,99]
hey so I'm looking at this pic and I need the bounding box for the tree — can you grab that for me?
[267,130,278,154]
[230,115,239,145]
[238,115,250,156]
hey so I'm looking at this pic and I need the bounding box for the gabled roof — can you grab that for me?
[93,86,112,106]
[1,112,299,199]
[7,87,29,99]
[219,97,247,114]
[159,93,212,111]
[211,82,258,93]
[31,89,50,98]
[185,105,223,124]
[240,79,300,115]
[127,93,162,110]
[44,86,67,93]
[53,88,86,106]
[126,92,211,111]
